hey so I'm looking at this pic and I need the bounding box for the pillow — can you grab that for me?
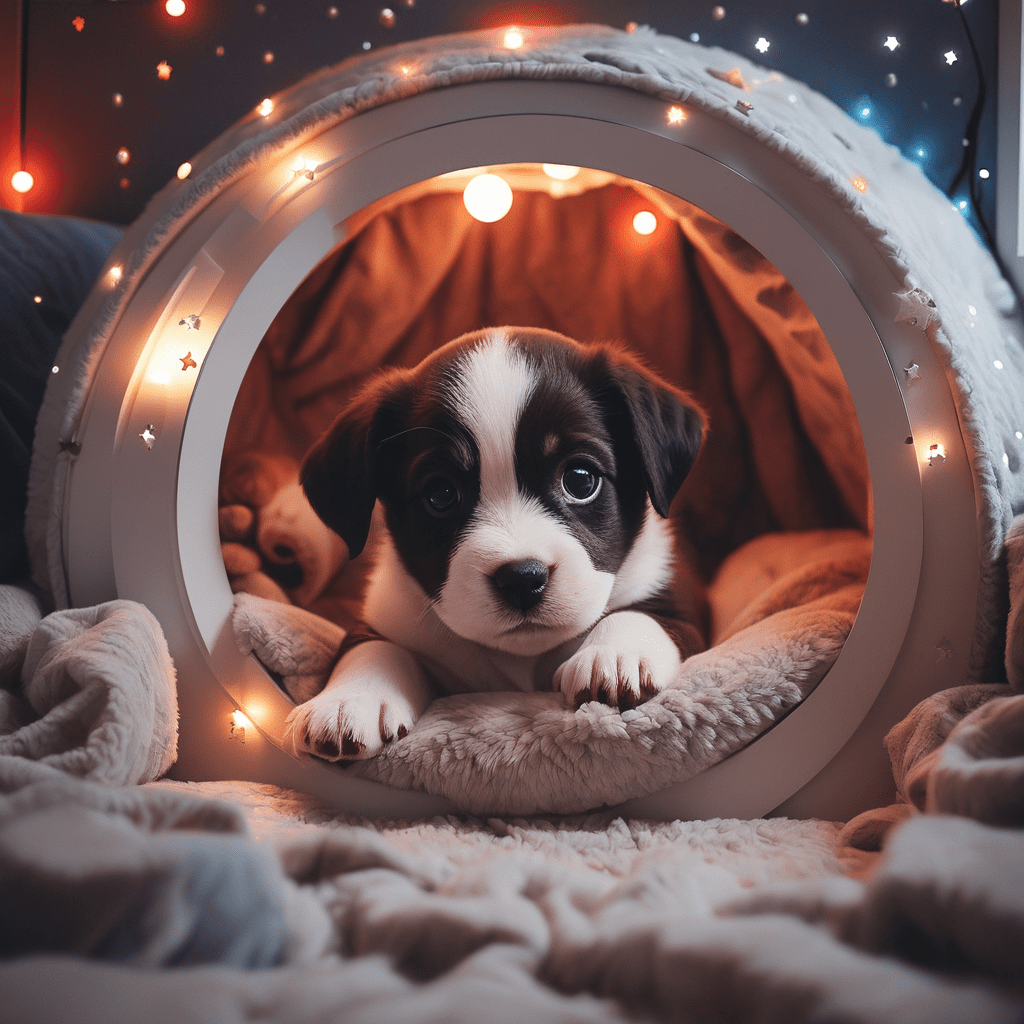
[0,210,122,583]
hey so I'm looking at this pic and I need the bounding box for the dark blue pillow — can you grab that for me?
[0,210,122,583]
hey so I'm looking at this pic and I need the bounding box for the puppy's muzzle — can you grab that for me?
[493,559,549,612]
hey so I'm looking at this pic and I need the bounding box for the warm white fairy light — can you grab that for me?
[10,170,34,193]
[883,36,899,51]
[927,443,946,465]
[504,27,524,49]
[994,360,1004,370]
[463,173,513,222]
[633,210,657,235]
[291,156,320,181]
[229,709,251,743]
[33,295,41,304]
[754,37,770,54]
[165,0,186,15]
[667,106,687,125]
[542,164,580,180]
[176,162,192,180]
[978,168,990,179]
[944,51,958,65]
[257,98,274,116]
[109,266,122,283]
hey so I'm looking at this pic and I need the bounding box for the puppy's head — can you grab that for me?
[302,328,704,654]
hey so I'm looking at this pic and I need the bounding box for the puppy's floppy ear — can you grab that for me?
[599,348,706,518]
[300,371,410,558]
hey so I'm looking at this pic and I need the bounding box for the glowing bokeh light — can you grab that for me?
[542,164,580,180]
[633,210,657,235]
[10,170,34,193]
[463,174,514,223]
[165,0,186,16]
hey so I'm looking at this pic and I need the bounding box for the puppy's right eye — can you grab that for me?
[422,478,461,517]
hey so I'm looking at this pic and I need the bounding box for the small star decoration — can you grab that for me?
[156,61,173,80]
[180,352,197,371]
[178,314,201,331]
[944,50,958,65]
[895,288,940,331]
[883,36,899,51]
[903,363,921,382]
[707,67,749,90]
[140,425,157,449]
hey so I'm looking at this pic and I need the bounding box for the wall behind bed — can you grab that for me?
[0,0,998,237]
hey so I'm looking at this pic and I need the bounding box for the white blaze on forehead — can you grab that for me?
[450,331,535,501]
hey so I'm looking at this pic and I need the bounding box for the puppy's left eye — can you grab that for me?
[561,464,602,504]
[422,477,461,517]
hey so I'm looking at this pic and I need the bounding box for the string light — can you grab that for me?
[754,37,770,54]
[542,164,580,180]
[633,211,657,235]
[667,106,687,124]
[156,61,172,80]
[176,162,192,179]
[503,27,524,49]
[10,170,34,194]
[463,173,513,223]
[290,156,319,181]
[165,0,186,16]
[883,36,899,51]
[379,8,395,27]
[851,176,868,192]
[257,98,274,116]
[712,7,726,20]
[927,443,946,465]
[944,50,958,65]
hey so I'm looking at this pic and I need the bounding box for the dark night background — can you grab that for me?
[1,1,1000,241]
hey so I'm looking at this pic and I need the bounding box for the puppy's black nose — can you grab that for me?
[493,559,549,612]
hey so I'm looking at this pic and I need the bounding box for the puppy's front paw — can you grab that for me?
[284,640,431,761]
[553,645,661,711]
[552,611,683,711]
[285,685,415,761]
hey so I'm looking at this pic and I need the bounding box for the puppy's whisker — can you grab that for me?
[375,425,457,450]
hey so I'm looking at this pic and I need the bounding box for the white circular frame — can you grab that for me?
[64,80,978,819]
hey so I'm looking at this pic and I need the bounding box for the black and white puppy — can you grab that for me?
[287,327,706,761]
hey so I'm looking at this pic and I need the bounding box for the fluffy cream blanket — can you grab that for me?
[0,516,1021,1021]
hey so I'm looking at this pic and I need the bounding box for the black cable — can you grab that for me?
[944,0,997,255]
[18,0,29,166]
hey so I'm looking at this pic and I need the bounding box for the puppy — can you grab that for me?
[286,327,706,761]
